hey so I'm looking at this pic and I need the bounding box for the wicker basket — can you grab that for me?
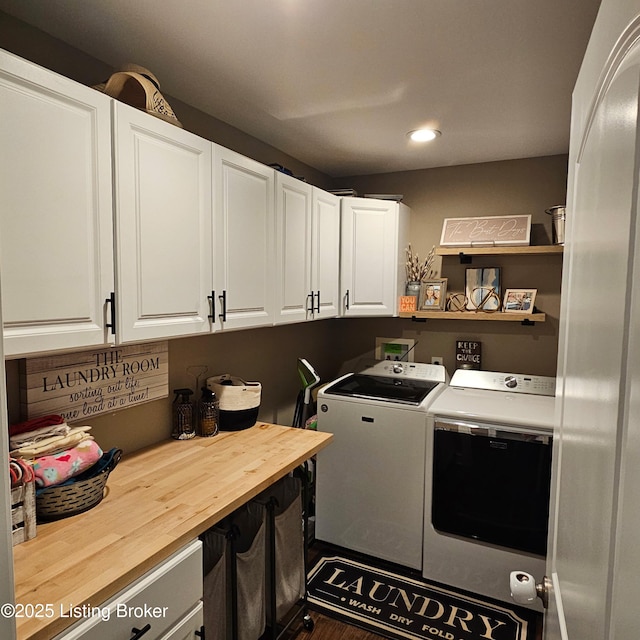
[36,449,122,522]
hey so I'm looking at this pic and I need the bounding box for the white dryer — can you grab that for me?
[424,369,555,611]
[315,361,448,570]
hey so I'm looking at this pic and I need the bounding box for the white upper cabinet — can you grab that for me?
[340,197,409,317]
[311,187,341,319]
[0,50,115,357]
[274,178,341,324]
[112,102,213,343]
[274,173,313,324]
[213,145,275,331]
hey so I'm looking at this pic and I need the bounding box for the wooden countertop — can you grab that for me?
[12,423,333,640]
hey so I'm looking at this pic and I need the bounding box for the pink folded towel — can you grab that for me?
[32,439,103,488]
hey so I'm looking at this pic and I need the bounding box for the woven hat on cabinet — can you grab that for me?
[93,63,182,128]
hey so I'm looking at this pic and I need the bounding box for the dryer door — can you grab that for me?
[432,419,552,555]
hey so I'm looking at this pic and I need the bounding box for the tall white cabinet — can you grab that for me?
[0,50,115,357]
[340,197,409,317]
[213,146,275,331]
[112,102,214,343]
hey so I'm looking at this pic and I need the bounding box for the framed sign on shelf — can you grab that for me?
[440,214,531,247]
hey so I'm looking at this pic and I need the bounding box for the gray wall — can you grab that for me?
[1,12,567,453]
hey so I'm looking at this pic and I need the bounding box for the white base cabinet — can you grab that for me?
[113,102,214,343]
[0,50,115,357]
[340,197,410,317]
[53,540,203,640]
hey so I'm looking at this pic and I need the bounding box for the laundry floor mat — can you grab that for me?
[306,554,541,640]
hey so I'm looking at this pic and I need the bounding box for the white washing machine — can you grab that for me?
[315,360,448,570]
[423,369,555,611]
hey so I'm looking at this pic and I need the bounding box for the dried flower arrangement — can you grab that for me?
[405,244,436,282]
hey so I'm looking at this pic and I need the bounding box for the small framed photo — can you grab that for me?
[465,267,501,311]
[421,278,448,310]
[503,289,537,313]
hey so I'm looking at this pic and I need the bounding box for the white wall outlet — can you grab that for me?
[431,356,444,366]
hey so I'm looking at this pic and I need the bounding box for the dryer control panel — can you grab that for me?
[450,369,555,396]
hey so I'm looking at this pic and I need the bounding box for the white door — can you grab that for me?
[544,12,640,640]
[340,197,404,317]
[113,102,213,343]
[0,277,16,639]
[274,172,312,324]
[0,51,114,356]
[311,188,341,319]
[213,145,275,331]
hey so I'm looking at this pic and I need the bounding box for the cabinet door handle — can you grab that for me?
[207,291,216,320]
[345,289,350,311]
[195,625,206,639]
[315,290,321,313]
[218,290,227,322]
[307,291,315,314]
[105,292,116,335]
[130,624,151,640]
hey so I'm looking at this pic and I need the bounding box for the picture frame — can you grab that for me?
[420,278,448,310]
[440,214,532,247]
[465,267,501,311]
[502,288,537,314]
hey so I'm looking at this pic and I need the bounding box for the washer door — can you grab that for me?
[324,373,438,405]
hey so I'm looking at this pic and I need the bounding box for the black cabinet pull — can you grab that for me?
[218,290,227,322]
[207,291,216,320]
[195,625,206,638]
[345,289,350,310]
[315,290,321,313]
[130,624,151,640]
[105,292,116,335]
[307,291,315,314]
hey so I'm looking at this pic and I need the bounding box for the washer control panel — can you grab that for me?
[450,369,556,396]
[361,361,448,383]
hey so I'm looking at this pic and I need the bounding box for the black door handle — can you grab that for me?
[105,292,116,335]
[130,624,151,640]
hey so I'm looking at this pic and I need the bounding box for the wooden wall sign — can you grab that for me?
[20,342,169,423]
[440,214,531,247]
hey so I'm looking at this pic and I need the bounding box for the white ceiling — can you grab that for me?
[0,0,601,177]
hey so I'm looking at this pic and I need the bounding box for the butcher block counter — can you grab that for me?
[12,423,333,640]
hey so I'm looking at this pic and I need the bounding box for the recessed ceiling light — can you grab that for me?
[407,128,441,142]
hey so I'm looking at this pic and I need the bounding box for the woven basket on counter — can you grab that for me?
[35,449,122,522]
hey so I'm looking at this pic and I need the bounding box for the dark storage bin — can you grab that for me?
[201,502,266,640]
[254,476,305,625]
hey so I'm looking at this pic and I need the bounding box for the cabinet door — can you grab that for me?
[0,51,114,357]
[157,602,203,640]
[113,103,213,343]
[213,146,275,330]
[274,173,312,324]
[311,188,341,319]
[52,540,202,640]
[340,197,403,317]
